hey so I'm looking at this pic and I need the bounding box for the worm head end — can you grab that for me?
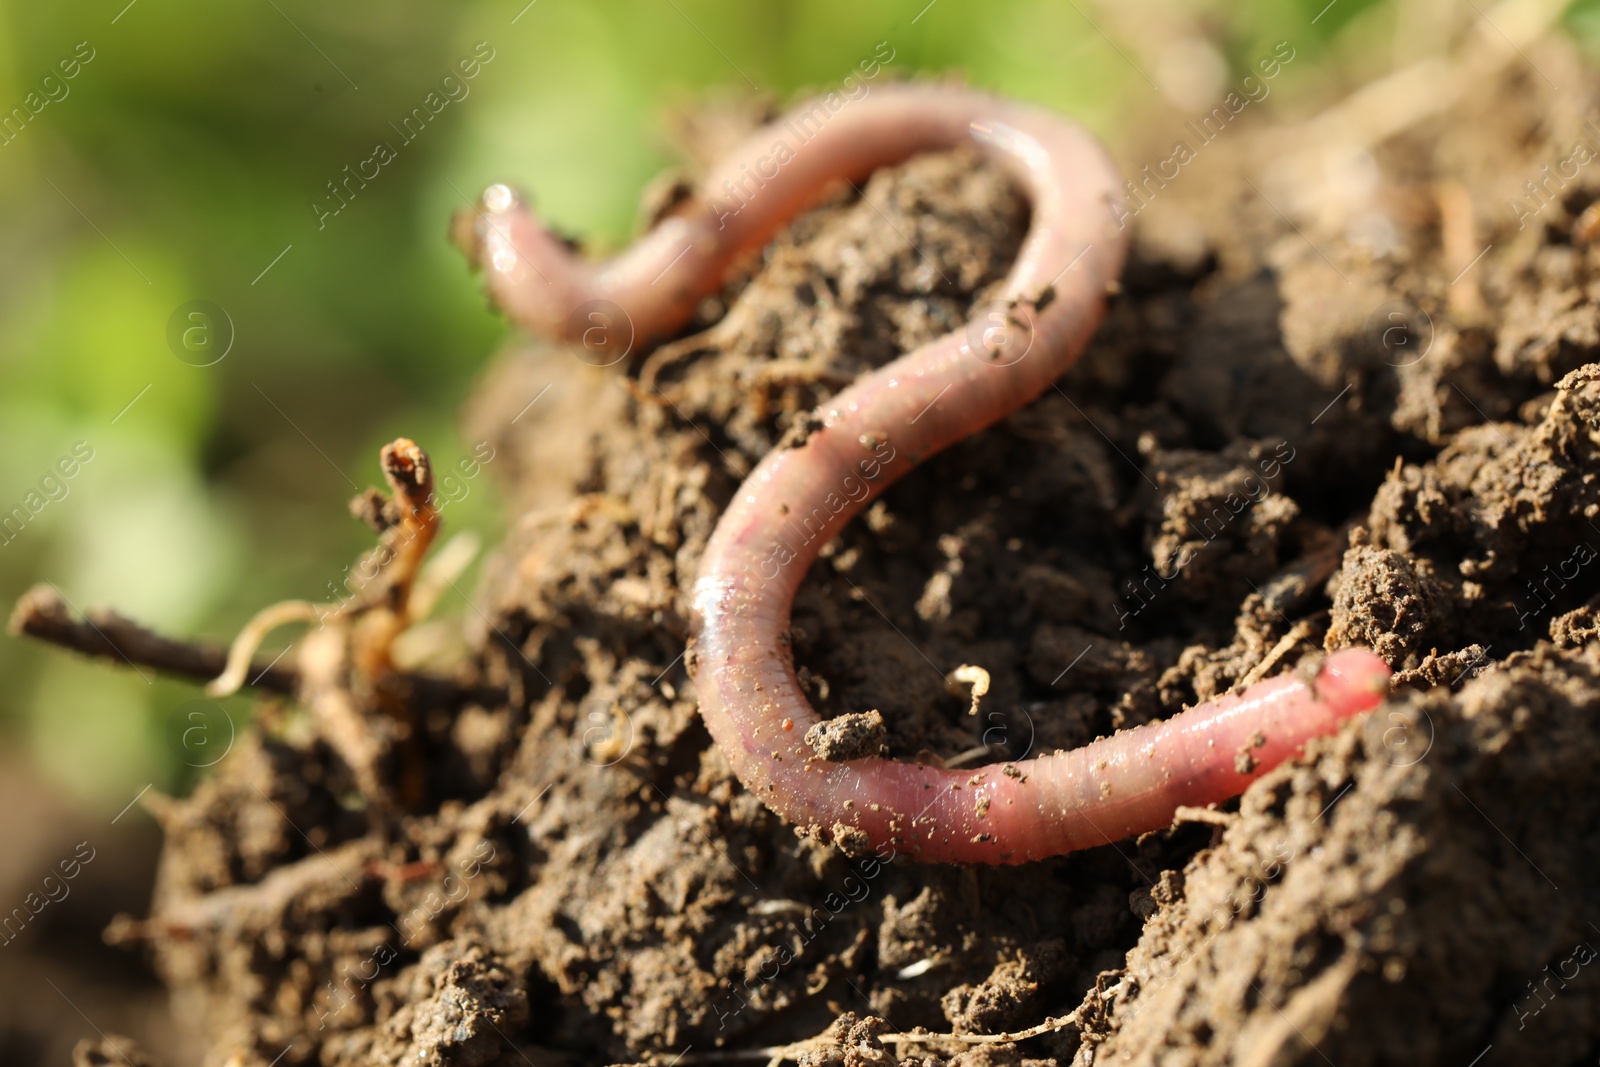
[450,183,530,267]
[452,182,591,340]
[1317,648,1392,717]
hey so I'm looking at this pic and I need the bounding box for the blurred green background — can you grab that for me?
[1,0,1599,1057]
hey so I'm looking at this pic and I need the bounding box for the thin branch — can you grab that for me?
[105,838,377,944]
[666,1011,1083,1065]
[8,583,299,695]
[881,1012,1082,1046]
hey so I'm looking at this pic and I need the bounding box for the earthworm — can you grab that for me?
[462,84,1392,863]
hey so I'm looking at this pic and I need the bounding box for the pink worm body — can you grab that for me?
[465,84,1392,864]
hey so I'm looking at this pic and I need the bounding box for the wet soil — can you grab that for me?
[92,49,1600,1067]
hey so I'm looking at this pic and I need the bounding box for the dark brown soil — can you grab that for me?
[94,46,1600,1067]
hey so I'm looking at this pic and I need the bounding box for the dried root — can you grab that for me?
[13,437,483,811]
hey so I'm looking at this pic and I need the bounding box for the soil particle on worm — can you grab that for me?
[120,44,1600,1067]
[805,710,889,762]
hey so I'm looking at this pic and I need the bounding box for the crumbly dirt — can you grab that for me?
[105,46,1600,1067]
[804,711,889,763]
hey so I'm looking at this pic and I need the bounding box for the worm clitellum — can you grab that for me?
[462,84,1392,863]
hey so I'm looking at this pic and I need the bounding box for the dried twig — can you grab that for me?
[105,839,377,943]
[9,583,297,694]
[666,1011,1083,1066]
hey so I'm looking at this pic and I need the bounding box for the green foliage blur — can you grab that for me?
[1,0,1597,810]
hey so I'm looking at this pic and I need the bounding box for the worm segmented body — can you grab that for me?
[464,84,1391,863]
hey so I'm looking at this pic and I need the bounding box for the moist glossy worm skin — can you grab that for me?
[465,84,1392,863]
